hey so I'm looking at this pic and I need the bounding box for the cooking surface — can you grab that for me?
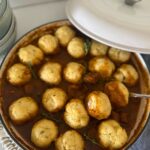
[0,0,149,150]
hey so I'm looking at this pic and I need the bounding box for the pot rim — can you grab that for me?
[0,19,149,150]
[0,0,7,18]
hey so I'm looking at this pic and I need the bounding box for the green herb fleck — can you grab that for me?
[41,112,62,123]
[98,79,106,85]
[83,133,100,146]
[27,63,37,79]
[84,38,91,55]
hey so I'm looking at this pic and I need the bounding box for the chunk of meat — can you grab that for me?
[83,72,100,84]
[67,84,87,99]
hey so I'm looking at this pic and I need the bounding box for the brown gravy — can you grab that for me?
[1,28,140,150]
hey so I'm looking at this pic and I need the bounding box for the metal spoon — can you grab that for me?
[125,0,142,6]
[130,92,150,99]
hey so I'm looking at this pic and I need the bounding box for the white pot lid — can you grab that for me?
[66,0,150,53]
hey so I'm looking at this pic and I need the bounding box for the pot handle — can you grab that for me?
[0,122,21,150]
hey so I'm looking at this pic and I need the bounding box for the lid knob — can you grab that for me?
[125,0,142,6]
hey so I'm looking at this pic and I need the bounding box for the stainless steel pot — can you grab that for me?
[0,0,16,54]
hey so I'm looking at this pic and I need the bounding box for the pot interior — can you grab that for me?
[0,20,149,150]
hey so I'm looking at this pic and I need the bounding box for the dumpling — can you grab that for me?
[89,57,115,79]
[98,120,128,149]
[67,37,86,58]
[86,91,112,120]
[55,25,75,46]
[31,119,58,148]
[38,34,59,54]
[42,88,68,112]
[18,45,44,65]
[55,130,84,150]
[108,47,131,63]
[64,99,89,129]
[7,63,31,85]
[63,62,85,84]
[113,64,139,86]
[39,62,62,85]
[105,81,129,107]
[9,97,38,124]
[90,40,108,57]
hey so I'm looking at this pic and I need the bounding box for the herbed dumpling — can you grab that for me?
[55,25,75,46]
[64,99,89,129]
[86,91,112,120]
[90,40,108,57]
[113,64,139,86]
[67,37,86,58]
[31,119,58,148]
[105,81,129,107]
[108,47,131,63]
[39,62,62,85]
[55,130,84,150]
[89,57,115,79]
[7,63,31,85]
[18,44,44,65]
[63,62,85,84]
[42,88,68,112]
[9,97,38,124]
[38,34,59,54]
[98,120,128,149]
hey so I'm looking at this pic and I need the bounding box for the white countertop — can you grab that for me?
[11,0,67,39]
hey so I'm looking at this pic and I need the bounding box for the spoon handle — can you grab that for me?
[130,92,150,99]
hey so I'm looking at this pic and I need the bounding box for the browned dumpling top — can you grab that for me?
[55,25,76,46]
[39,62,62,85]
[18,44,44,65]
[42,88,68,112]
[64,62,85,84]
[86,91,112,120]
[67,37,86,58]
[9,97,38,124]
[38,34,59,54]
[31,119,58,148]
[64,99,89,129]
[55,130,84,150]
[108,47,131,63]
[105,81,129,107]
[113,64,139,86]
[98,120,128,149]
[7,63,31,86]
[89,57,115,79]
[90,40,108,57]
